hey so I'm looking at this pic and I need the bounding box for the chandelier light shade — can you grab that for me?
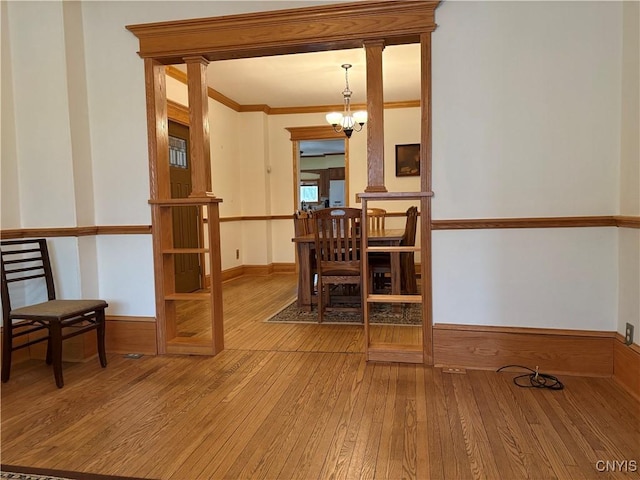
[325,64,367,138]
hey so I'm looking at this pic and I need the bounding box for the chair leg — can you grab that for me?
[49,321,64,388]
[401,253,418,294]
[1,321,12,383]
[97,309,107,368]
[45,336,53,365]
[318,278,324,324]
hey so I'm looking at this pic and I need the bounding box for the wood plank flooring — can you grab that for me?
[2,274,639,480]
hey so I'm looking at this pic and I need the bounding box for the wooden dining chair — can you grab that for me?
[313,207,362,323]
[366,208,386,232]
[1,239,108,388]
[369,206,419,294]
[293,210,317,296]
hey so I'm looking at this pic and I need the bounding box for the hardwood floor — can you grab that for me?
[2,274,639,480]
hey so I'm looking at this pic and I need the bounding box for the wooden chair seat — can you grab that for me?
[1,239,108,388]
[11,299,108,319]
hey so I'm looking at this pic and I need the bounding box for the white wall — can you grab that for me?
[618,1,639,344]
[427,1,624,330]
[1,1,21,230]
[433,228,617,330]
[6,1,77,229]
[432,1,621,219]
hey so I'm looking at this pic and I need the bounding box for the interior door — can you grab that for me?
[169,120,201,293]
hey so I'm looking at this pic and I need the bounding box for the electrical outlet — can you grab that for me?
[625,323,634,346]
[236,249,240,260]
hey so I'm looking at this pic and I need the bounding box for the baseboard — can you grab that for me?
[613,334,640,401]
[105,316,157,355]
[433,323,615,377]
[220,263,296,283]
[221,265,245,282]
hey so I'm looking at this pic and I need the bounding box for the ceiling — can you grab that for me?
[185,43,421,108]
[183,43,421,156]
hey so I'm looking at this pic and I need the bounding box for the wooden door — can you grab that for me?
[169,121,201,293]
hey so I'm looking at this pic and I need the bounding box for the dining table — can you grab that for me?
[291,228,405,312]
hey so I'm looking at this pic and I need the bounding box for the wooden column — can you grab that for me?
[144,58,172,354]
[185,56,213,197]
[420,32,434,365]
[364,40,387,193]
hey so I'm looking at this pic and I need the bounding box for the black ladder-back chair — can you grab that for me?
[1,239,108,388]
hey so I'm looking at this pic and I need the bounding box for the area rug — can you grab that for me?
[0,465,151,480]
[266,300,422,325]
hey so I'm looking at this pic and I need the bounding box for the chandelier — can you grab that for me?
[325,64,367,138]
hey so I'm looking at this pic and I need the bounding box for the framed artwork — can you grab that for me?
[395,143,420,177]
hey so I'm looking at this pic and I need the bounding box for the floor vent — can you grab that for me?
[442,367,467,374]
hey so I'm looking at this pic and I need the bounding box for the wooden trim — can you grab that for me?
[433,323,615,377]
[0,215,634,240]
[126,1,439,63]
[286,126,345,141]
[0,227,92,239]
[431,216,618,230]
[166,64,420,114]
[219,263,296,283]
[270,100,420,116]
[96,225,152,235]
[220,266,244,283]
[613,334,640,401]
[220,215,291,222]
[185,56,213,197]
[271,263,296,274]
[243,265,274,277]
[105,317,158,356]
[165,65,188,84]
[0,226,152,239]
[434,323,617,338]
[169,68,419,116]
[615,215,640,228]
[167,99,189,126]
[208,86,241,112]
[364,40,386,193]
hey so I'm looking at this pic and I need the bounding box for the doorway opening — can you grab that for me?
[298,139,346,212]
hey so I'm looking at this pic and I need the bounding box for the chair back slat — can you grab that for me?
[7,273,47,283]
[367,208,386,232]
[401,206,419,246]
[293,210,315,236]
[314,207,362,273]
[1,239,57,317]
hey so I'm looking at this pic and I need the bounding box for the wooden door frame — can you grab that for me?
[286,126,349,211]
[127,0,440,361]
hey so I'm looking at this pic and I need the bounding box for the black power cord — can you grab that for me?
[497,365,565,390]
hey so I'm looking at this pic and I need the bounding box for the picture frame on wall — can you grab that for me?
[395,144,420,177]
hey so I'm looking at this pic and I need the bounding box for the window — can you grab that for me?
[300,185,319,203]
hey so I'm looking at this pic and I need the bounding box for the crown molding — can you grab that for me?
[127,1,440,63]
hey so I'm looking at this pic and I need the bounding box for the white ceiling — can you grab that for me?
[183,43,421,156]
[202,43,421,108]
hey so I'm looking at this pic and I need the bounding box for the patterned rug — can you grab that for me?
[266,300,422,325]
